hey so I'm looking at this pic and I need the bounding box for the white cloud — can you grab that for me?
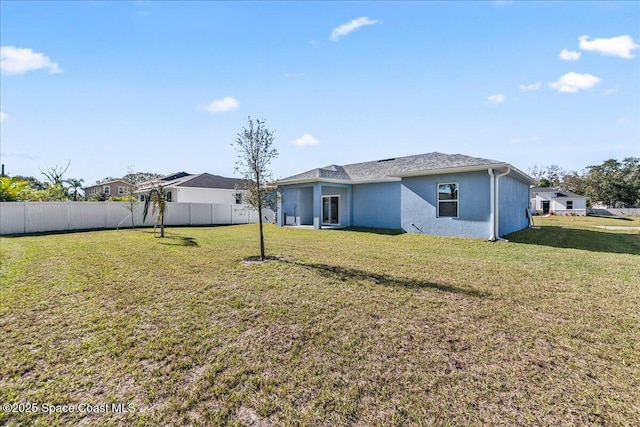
[198,96,240,113]
[0,112,7,122]
[549,72,601,93]
[519,82,542,92]
[559,49,581,61]
[0,46,62,75]
[330,17,379,41]
[487,94,505,104]
[578,35,640,59]
[293,134,320,147]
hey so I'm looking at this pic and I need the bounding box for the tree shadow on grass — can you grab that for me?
[158,235,199,247]
[507,226,640,255]
[338,227,406,236]
[588,214,635,222]
[281,259,489,298]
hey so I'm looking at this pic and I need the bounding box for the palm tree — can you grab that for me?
[142,186,168,237]
[64,178,84,201]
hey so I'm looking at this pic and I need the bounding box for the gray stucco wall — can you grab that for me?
[498,174,530,236]
[400,171,492,238]
[352,182,402,229]
[280,186,314,226]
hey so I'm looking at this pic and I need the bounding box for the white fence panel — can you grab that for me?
[165,203,191,226]
[0,201,274,234]
[69,202,109,230]
[232,205,250,224]
[0,203,25,234]
[27,203,69,233]
[589,208,640,216]
[190,203,213,225]
[106,203,131,228]
[213,204,232,225]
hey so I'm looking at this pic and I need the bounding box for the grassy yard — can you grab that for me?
[1,217,638,426]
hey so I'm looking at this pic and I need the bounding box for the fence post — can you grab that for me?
[230,205,233,225]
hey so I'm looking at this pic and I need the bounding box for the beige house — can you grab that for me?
[84,179,133,201]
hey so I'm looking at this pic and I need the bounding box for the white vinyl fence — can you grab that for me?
[0,202,275,235]
[589,208,640,216]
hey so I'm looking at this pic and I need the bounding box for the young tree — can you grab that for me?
[142,185,168,237]
[233,117,278,261]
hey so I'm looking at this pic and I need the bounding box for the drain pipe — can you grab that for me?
[488,168,496,241]
[495,167,511,241]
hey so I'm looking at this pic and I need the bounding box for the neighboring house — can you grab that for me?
[530,187,588,216]
[84,179,133,201]
[276,152,535,239]
[135,172,248,204]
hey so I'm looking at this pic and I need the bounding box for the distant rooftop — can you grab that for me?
[530,187,586,198]
[137,172,246,191]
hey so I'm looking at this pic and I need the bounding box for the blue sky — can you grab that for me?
[1,1,638,185]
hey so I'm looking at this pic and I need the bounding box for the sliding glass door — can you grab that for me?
[322,196,340,225]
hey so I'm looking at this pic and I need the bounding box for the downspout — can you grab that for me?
[488,168,496,241]
[495,167,511,241]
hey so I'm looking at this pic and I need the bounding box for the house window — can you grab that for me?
[118,186,125,195]
[437,183,458,218]
[140,194,146,202]
[567,201,573,210]
[235,193,243,204]
[166,191,172,202]
[103,186,110,195]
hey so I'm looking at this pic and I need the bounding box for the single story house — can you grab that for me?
[276,152,535,239]
[84,179,133,200]
[530,187,588,215]
[135,172,248,204]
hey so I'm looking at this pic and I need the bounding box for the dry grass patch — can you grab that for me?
[1,219,639,425]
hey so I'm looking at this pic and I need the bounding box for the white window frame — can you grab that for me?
[103,186,110,195]
[437,182,459,218]
[566,200,573,210]
[118,186,125,195]
[234,193,243,204]
[321,195,341,226]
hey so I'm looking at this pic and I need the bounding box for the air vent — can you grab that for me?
[378,158,396,163]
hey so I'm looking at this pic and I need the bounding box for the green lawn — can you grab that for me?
[1,218,639,426]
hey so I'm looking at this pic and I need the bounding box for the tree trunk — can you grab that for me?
[258,205,265,261]
[160,215,165,238]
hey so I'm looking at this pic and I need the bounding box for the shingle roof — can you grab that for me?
[530,187,586,198]
[279,152,507,183]
[176,173,247,190]
[136,172,247,192]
